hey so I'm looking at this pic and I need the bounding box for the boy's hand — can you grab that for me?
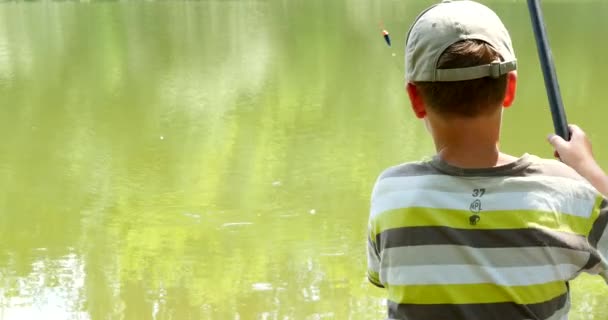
[548,125,596,172]
[548,125,608,196]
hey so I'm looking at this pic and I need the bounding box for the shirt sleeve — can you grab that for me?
[587,197,608,282]
[367,174,385,288]
[367,229,384,288]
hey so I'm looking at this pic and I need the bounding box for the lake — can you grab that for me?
[0,0,607,319]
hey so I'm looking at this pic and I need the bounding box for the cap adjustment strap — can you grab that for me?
[434,60,517,82]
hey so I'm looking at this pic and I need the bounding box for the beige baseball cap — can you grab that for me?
[405,0,517,82]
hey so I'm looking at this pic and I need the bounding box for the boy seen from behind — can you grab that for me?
[367,1,608,319]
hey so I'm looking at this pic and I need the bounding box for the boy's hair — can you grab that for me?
[414,40,508,118]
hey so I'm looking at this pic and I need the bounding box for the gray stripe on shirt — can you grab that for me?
[382,245,590,268]
[379,226,590,251]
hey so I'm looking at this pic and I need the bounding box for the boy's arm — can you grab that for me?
[548,124,608,197]
[367,229,384,288]
[588,198,608,282]
[367,177,385,288]
[576,165,608,198]
[549,125,608,280]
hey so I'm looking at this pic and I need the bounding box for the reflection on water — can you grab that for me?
[0,1,607,319]
[1,252,87,320]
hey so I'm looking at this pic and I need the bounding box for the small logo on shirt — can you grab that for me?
[469,199,482,225]
[470,199,482,213]
[469,214,481,225]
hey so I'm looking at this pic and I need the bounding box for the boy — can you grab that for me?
[367,1,608,320]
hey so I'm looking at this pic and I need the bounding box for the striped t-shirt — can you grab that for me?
[367,154,608,320]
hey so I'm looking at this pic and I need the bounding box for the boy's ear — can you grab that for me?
[503,72,517,108]
[406,83,427,119]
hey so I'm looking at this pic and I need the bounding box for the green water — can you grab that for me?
[0,1,607,319]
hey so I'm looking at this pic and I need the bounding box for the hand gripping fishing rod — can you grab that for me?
[527,0,570,140]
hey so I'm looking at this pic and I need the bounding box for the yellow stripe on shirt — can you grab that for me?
[387,281,567,305]
[371,207,592,242]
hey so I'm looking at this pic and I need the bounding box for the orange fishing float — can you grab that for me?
[382,29,391,47]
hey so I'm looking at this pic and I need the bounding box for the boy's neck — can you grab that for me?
[429,111,518,169]
[437,144,517,169]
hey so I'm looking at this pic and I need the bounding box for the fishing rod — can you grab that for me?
[527,0,570,140]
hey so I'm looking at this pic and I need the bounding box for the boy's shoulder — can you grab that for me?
[372,154,599,205]
[522,154,589,182]
[376,157,437,181]
[376,154,589,183]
